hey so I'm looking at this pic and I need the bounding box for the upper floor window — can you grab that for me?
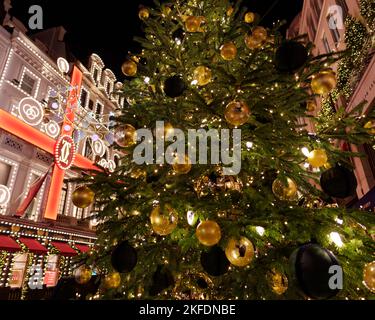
[96,102,103,115]
[93,68,99,83]
[84,138,93,158]
[323,34,331,53]
[88,99,95,112]
[20,73,36,95]
[80,88,88,108]
[335,0,348,21]
[327,14,341,45]
[57,183,68,216]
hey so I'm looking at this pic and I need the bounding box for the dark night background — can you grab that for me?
[10,0,303,80]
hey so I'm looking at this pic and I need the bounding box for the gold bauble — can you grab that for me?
[104,272,121,289]
[307,149,328,167]
[252,26,267,42]
[150,204,178,236]
[121,60,137,77]
[272,177,298,201]
[139,7,149,20]
[193,66,212,86]
[363,261,375,293]
[224,101,251,126]
[245,34,263,49]
[244,12,255,23]
[220,42,237,61]
[74,266,92,284]
[72,186,95,209]
[311,69,336,95]
[114,124,137,147]
[172,154,192,174]
[225,237,254,267]
[226,6,234,16]
[364,121,375,135]
[185,16,201,32]
[196,220,221,246]
[194,176,211,198]
[268,269,288,295]
[306,100,317,112]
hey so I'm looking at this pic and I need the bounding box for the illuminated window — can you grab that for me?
[20,74,36,95]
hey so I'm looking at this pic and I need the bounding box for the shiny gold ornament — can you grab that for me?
[363,261,375,293]
[252,26,267,41]
[224,100,251,126]
[164,122,175,138]
[121,60,137,77]
[267,269,288,295]
[220,42,237,61]
[193,66,212,86]
[150,204,178,236]
[104,272,121,289]
[311,69,336,95]
[72,186,95,209]
[244,12,255,23]
[306,100,317,112]
[74,266,92,284]
[226,6,234,16]
[185,16,201,32]
[138,7,149,20]
[307,149,328,167]
[272,177,298,201]
[114,124,137,147]
[172,154,192,174]
[225,237,254,267]
[364,121,375,135]
[162,6,172,16]
[245,34,263,49]
[196,220,221,246]
[194,176,211,198]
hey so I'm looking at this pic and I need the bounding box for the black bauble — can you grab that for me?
[275,41,308,73]
[164,76,186,98]
[290,243,341,299]
[201,246,230,276]
[149,265,175,296]
[320,164,357,198]
[111,241,137,273]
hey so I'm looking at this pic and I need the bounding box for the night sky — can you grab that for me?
[10,0,303,80]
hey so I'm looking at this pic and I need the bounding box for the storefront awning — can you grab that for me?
[0,235,21,252]
[75,244,90,253]
[51,241,77,256]
[19,238,48,255]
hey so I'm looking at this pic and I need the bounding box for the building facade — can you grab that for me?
[288,0,375,206]
[0,14,123,299]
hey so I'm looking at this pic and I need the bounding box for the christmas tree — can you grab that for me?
[73,0,375,300]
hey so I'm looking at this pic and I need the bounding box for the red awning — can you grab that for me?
[75,244,90,253]
[51,241,77,256]
[0,235,21,252]
[19,238,48,255]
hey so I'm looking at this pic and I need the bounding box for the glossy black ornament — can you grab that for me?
[320,164,357,198]
[200,246,230,276]
[172,28,185,43]
[163,76,186,98]
[290,243,341,299]
[275,41,308,73]
[149,265,175,296]
[111,241,137,273]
